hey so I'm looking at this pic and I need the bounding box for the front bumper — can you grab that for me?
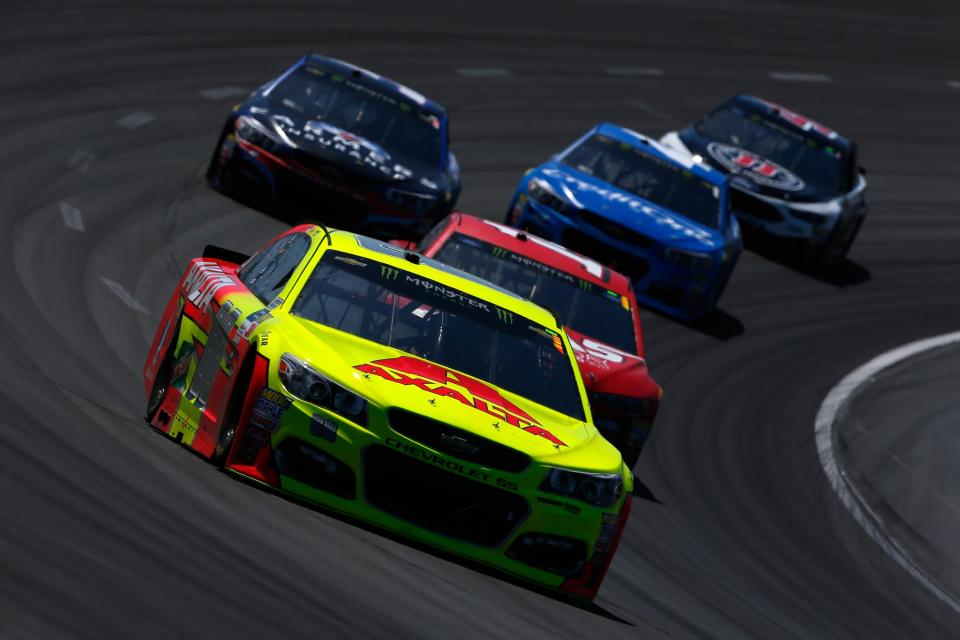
[730,187,868,258]
[225,386,630,599]
[507,195,730,320]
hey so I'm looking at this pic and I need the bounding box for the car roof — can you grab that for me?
[589,123,728,187]
[314,227,561,329]
[725,94,853,151]
[302,54,446,119]
[449,214,633,294]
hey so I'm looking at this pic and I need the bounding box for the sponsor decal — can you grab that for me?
[539,169,715,243]
[569,336,642,365]
[402,273,491,312]
[706,142,805,192]
[355,356,567,447]
[759,99,839,140]
[380,265,400,280]
[385,437,519,491]
[333,256,367,268]
[236,308,272,342]
[250,388,291,433]
[275,119,413,180]
[310,414,338,443]
[182,261,241,312]
[171,346,195,382]
[595,514,621,552]
[267,296,284,310]
[217,300,242,333]
[482,219,607,279]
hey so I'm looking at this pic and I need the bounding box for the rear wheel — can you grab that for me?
[146,329,179,422]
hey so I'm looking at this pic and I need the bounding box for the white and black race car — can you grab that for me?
[661,95,867,265]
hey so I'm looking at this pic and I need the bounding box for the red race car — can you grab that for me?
[397,213,662,468]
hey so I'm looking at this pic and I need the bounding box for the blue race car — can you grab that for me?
[660,95,868,265]
[207,54,461,239]
[505,124,741,320]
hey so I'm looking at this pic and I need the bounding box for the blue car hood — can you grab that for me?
[537,163,723,251]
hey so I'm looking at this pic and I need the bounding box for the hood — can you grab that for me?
[280,318,620,469]
[242,102,448,194]
[538,164,722,251]
[566,328,659,398]
[679,129,841,202]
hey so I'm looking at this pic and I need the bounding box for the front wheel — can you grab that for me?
[211,349,256,467]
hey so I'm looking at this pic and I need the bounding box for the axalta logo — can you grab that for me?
[706,142,805,192]
[355,356,567,447]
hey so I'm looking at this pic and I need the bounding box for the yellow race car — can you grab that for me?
[143,224,632,599]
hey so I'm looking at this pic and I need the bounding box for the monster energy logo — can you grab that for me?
[578,279,592,291]
[491,246,508,258]
[496,308,514,324]
[380,265,400,280]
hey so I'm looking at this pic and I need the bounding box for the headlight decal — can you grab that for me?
[279,353,368,425]
[527,177,576,215]
[540,467,623,508]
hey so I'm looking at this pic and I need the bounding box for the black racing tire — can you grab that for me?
[211,348,257,467]
[146,316,182,422]
[205,124,233,186]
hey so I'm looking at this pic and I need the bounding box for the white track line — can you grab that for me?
[201,86,248,100]
[815,331,960,614]
[116,110,155,129]
[769,71,833,83]
[67,149,96,172]
[456,67,511,77]
[101,277,148,313]
[625,99,669,119]
[605,67,663,76]
[59,202,84,232]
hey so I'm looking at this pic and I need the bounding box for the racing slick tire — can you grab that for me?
[145,320,180,423]
[211,348,257,467]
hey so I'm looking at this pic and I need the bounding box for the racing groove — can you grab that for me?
[1,1,959,638]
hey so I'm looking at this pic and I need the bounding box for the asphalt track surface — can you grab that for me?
[1,1,959,638]
[839,342,960,605]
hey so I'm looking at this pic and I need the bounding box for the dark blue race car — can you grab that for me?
[207,54,461,238]
[660,95,868,265]
[505,124,742,320]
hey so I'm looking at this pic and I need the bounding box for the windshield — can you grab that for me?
[267,66,444,167]
[561,133,721,229]
[434,234,637,354]
[695,106,849,192]
[292,251,585,420]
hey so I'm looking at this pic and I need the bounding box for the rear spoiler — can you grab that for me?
[202,245,250,265]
